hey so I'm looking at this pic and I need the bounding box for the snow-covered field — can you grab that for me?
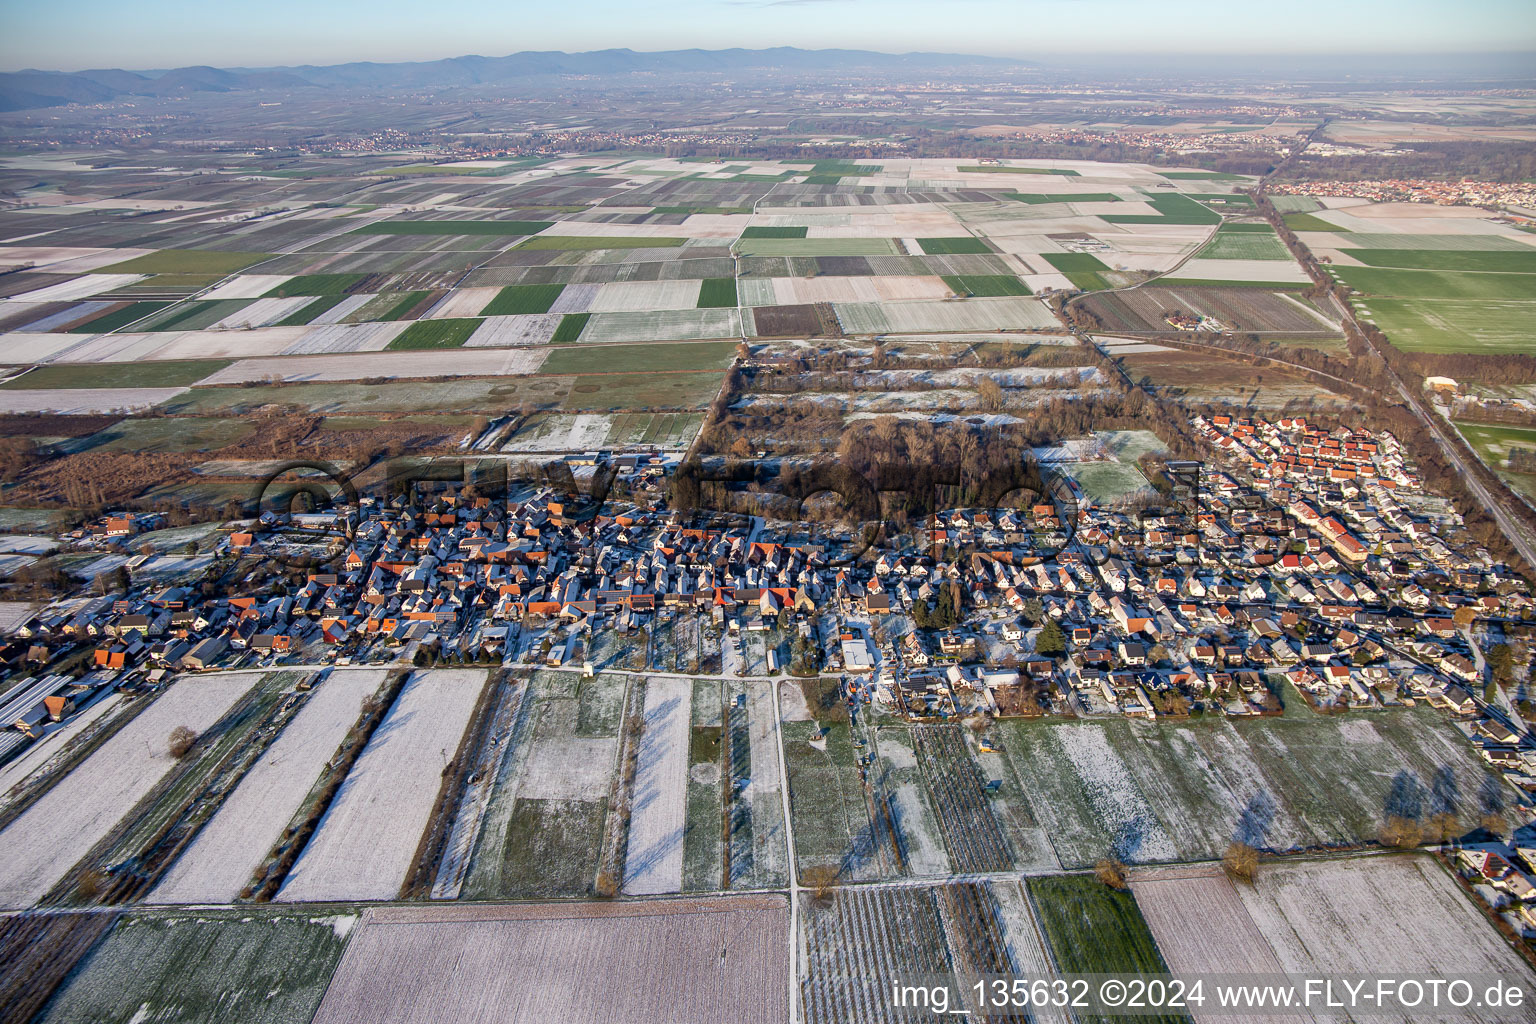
[464,313,563,347]
[282,321,408,355]
[7,274,144,303]
[501,413,615,453]
[1236,854,1532,1012]
[422,287,498,320]
[199,275,294,301]
[1131,866,1293,994]
[513,698,618,801]
[153,669,387,903]
[586,280,702,313]
[197,346,547,385]
[1052,723,1178,862]
[0,387,186,414]
[277,668,486,903]
[0,672,263,909]
[623,676,691,895]
[209,296,314,329]
[771,275,952,305]
[313,897,788,1024]
[0,693,120,797]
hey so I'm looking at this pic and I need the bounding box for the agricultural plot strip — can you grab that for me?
[1129,866,1302,1024]
[431,677,528,900]
[277,669,486,903]
[151,669,387,904]
[0,672,263,909]
[913,724,1012,873]
[0,911,119,1024]
[623,677,692,895]
[1235,855,1534,1012]
[311,898,788,1024]
[800,883,1020,1024]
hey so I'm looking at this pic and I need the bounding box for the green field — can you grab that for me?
[1269,195,1323,213]
[697,277,738,307]
[1028,876,1179,1024]
[72,416,255,454]
[1212,222,1273,233]
[1008,192,1122,204]
[98,250,273,275]
[540,340,738,374]
[563,370,728,409]
[481,283,566,315]
[1104,192,1222,226]
[1044,252,1116,291]
[1343,249,1536,272]
[66,301,171,333]
[353,219,551,236]
[2,359,229,389]
[34,910,348,1024]
[940,274,1031,297]
[1159,170,1244,180]
[1335,266,1536,300]
[1284,213,1348,232]
[958,165,1080,176]
[1069,461,1152,501]
[1044,253,1111,272]
[377,290,432,320]
[513,235,687,251]
[551,312,591,343]
[368,164,464,175]
[917,237,991,255]
[105,273,220,296]
[263,274,366,297]
[1458,421,1536,499]
[991,703,1518,872]
[734,237,901,257]
[387,317,481,350]
[740,226,807,239]
[781,718,873,876]
[273,294,346,326]
[1330,233,1531,251]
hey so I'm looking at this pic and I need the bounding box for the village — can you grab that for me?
[1,412,1531,793]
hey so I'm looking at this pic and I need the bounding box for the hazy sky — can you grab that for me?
[3,0,1533,72]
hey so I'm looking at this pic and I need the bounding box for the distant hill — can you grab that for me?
[0,47,1028,112]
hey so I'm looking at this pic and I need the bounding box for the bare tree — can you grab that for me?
[1094,856,1129,890]
[167,725,198,758]
[1222,841,1259,884]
